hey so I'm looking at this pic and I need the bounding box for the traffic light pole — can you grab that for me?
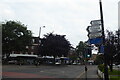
[99,0,109,80]
[84,48,88,80]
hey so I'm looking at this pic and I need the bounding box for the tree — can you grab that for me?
[94,54,104,65]
[39,33,71,64]
[114,31,120,64]
[105,30,117,72]
[2,20,32,56]
[76,41,87,58]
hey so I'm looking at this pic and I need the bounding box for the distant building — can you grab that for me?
[26,37,41,55]
[3,37,41,58]
[4,37,41,65]
[90,54,97,61]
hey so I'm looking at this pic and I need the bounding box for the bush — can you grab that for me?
[98,64,104,72]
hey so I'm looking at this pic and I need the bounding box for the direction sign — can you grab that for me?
[88,32,102,39]
[99,45,104,53]
[87,20,102,39]
[87,25,102,33]
[90,20,101,26]
[88,37,103,44]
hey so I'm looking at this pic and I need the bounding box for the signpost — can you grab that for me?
[87,20,103,45]
[86,0,109,80]
[87,25,102,33]
[88,37,103,44]
[87,20,102,40]
[99,0,109,80]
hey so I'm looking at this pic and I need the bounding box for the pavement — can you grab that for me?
[75,65,100,80]
[113,65,120,71]
[1,65,100,80]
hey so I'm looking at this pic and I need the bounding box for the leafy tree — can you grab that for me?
[39,33,71,64]
[94,54,104,65]
[105,30,117,72]
[114,31,120,64]
[76,41,87,58]
[2,20,32,56]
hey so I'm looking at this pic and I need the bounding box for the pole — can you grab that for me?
[84,48,87,80]
[118,29,120,45]
[39,27,41,38]
[99,0,109,80]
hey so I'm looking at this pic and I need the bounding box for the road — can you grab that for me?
[2,65,100,80]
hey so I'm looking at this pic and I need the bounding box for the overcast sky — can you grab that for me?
[0,0,119,47]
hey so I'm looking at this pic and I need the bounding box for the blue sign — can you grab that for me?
[99,45,104,53]
[88,37,103,44]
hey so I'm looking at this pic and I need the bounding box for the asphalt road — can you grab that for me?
[2,65,99,80]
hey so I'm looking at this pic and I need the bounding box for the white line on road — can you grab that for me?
[75,68,90,80]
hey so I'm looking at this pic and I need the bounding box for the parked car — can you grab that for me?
[55,62,61,65]
[72,62,77,65]
[8,60,17,64]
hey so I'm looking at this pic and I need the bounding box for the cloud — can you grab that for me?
[0,3,15,20]
[0,0,119,47]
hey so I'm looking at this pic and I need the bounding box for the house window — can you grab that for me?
[39,40,41,43]
[31,52,34,55]
[32,39,35,43]
[31,46,34,49]
[26,46,28,49]
[25,52,28,54]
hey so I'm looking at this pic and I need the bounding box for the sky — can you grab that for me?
[0,0,119,47]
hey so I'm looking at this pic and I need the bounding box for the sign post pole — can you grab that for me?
[99,0,109,80]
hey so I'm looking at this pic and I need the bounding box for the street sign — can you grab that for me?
[88,32,102,39]
[87,25,102,33]
[87,20,102,39]
[88,37,103,44]
[99,45,104,53]
[90,20,101,26]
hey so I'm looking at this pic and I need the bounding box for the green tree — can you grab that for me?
[105,30,117,72]
[40,33,71,64]
[76,41,87,58]
[94,54,104,65]
[2,20,32,56]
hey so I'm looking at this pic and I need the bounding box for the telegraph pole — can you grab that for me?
[99,0,109,80]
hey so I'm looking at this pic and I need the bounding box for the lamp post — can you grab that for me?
[118,29,120,45]
[99,0,109,80]
[39,26,45,38]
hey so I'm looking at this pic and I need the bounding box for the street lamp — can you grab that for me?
[39,26,45,38]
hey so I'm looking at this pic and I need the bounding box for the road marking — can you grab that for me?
[2,72,54,78]
[75,68,90,80]
[40,71,44,72]
[62,71,65,73]
[76,71,85,78]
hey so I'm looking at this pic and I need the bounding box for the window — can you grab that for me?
[32,39,35,43]
[31,46,34,49]
[31,52,34,55]
[26,46,28,49]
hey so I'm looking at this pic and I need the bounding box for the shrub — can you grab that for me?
[98,64,104,72]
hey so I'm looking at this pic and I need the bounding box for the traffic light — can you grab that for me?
[83,47,92,58]
[87,48,92,58]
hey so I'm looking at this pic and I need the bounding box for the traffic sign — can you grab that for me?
[87,25,102,33]
[90,20,101,26]
[88,32,102,39]
[87,20,102,39]
[88,37,103,44]
[99,45,104,53]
